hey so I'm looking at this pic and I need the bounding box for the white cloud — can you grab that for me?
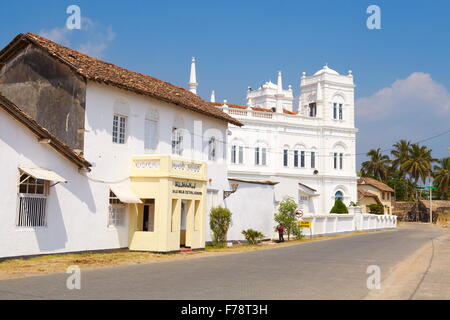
[357,72,450,119]
[39,27,71,46]
[356,73,450,167]
[39,17,115,58]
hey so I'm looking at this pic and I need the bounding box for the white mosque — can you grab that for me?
[189,58,358,214]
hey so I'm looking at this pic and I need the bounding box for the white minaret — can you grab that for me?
[275,71,284,113]
[277,71,283,94]
[210,90,216,103]
[189,57,198,95]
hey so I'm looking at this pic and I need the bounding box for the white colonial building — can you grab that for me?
[203,64,358,214]
[0,33,240,258]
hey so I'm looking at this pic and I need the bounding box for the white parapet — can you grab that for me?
[300,213,397,236]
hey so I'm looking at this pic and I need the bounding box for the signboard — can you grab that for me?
[172,180,202,196]
[298,220,311,228]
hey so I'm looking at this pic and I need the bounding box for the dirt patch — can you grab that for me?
[364,227,450,300]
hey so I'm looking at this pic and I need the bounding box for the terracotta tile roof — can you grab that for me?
[283,109,298,115]
[299,182,317,192]
[228,178,279,186]
[420,200,450,211]
[358,177,394,192]
[210,102,279,114]
[0,93,91,170]
[251,106,273,112]
[357,189,382,204]
[208,102,248,109]
[0,33,242,127]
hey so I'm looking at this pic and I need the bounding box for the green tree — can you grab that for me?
[433,157,450,200]
[390,140,411,176]
[361,148,391,181]
[401,144,434,184]
[274,196,298,241]
[330,199,349,214]
[241,229,265,245]
[209,207,232,246]
[386,170,416,201]
[367,204,384,215]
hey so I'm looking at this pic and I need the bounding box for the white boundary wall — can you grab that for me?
[300,213,397,237]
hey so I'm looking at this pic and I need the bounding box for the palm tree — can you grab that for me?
[361,148,391,181]
[433,157,450,199]
[391,140,410,176]
[401,144,434,184]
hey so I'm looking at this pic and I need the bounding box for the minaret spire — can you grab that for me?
[189,57,198,95]
[275,71,284,113]
[277,71,283,94]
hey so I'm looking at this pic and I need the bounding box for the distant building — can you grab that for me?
[0,33,241,258]
[205,65,358,214]
[357,177,394,214]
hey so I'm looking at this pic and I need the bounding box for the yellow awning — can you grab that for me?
[19,166,67,183]
[110,184,142,204]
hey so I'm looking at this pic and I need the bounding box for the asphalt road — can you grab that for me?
[0,223,446,300]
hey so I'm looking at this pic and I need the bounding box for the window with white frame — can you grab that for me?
[172,127,183,156]
[231,145,244,164]
[108,191,125,227]
[335,191,344,201]
[333,103,338,119]
[144,117,158,152]
[311,151,316,168]
[309,103,317,117]
[339,103,343,120]
[300,151,305,168]
[298,195,309,209]
[208,137,216,161]
[283,149,289,167]
[334,152,344,170]
[112,114,127,144]
[17,173,48,227]
[255,147,267,166]
[294,150,299,168]
[334,152,338,169]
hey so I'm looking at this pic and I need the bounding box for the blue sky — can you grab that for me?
[1,0,449,167]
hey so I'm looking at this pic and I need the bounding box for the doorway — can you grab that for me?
[141,199,155,232]
[180,200,188,247]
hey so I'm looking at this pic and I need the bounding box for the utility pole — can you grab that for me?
[427,186,437,223]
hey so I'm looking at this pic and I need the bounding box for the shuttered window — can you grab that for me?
[144,119,158,152]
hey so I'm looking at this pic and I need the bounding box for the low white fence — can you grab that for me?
[300,213,397,236]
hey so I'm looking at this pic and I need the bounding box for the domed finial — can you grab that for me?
[302,72,306,79]
[288,84,292,91]
[223,99,228,106]
[348,70,353,76]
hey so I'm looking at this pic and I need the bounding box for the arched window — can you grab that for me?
[283,145,289,167]
[208,137,216,161]
[255,141,268,166]
[172,127,183,156]
[335,191,344,201]
[231,139,244,164]
[145,109,159,153]
[332,95,345,120]
[172,116,184,156]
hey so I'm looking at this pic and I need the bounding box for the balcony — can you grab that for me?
[221,106,322,126]
[130,155,207,181]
